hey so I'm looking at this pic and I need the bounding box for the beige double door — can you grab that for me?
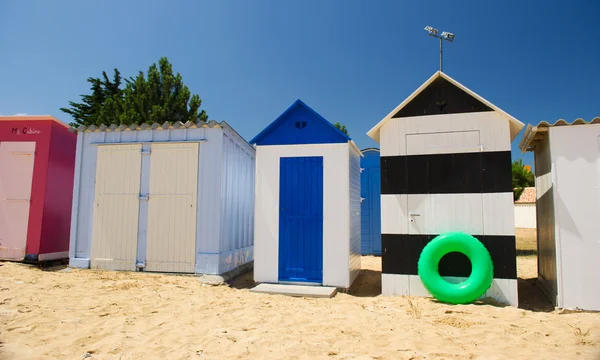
[90,143,198,273]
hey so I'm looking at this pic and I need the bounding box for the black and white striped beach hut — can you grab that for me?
[367,71,525,306]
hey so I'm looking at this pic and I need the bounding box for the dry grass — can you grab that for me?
[570,325,593,345]
[406,298,422,319]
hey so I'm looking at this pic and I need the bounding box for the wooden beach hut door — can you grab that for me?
[145,143,198,273]
[361,166,381,254]
[90,144,142,271]
[0,142,36,260]
[278,156,323,283]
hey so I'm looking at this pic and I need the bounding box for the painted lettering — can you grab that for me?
[9,126,41,135]
[24,127,41,135]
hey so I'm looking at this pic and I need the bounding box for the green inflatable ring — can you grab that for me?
[417,232,493,304]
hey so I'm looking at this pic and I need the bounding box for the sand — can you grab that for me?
[1,256,599,360]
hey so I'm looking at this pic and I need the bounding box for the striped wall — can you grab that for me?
[379,112,518,306]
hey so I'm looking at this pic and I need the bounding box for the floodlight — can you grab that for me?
[424,25,438,36]
[442,32,455,42]
[424,26,455,71]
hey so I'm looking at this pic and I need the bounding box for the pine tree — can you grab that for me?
[333,122,349,136]
[61,57,207,127]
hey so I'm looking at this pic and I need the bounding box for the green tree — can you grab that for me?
[61,57,207,127]
[333,122,349,136]
[60,69,123,127]
[512,159,535,201]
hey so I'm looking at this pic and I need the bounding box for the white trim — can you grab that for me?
[68,133,84,260]
[38,251,69,261]
[367,71,525,143]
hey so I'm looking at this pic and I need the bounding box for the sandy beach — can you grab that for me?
[1,252,599,360]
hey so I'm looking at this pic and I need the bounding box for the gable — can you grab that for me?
[367,72,525,143]
[251,100,350,146]
[392,77,493,118]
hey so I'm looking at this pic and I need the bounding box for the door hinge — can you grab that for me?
[139,195,149,200]
[141,149,151,155]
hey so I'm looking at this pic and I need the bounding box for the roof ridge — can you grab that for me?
[69,120,224,133]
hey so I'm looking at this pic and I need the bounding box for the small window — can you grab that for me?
[294,120,307,129]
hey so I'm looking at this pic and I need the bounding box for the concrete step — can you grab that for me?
[250,283,337,298]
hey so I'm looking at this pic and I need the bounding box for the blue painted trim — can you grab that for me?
[250,99,352,145]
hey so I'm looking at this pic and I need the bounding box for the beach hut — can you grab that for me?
[0,116,76,262]
[251,100,362,288]
[367,71,525,306]
[360,148,381,255]
[68,120,255,276]
[519,118,600,311]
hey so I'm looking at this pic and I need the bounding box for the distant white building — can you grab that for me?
[514,187,536,229]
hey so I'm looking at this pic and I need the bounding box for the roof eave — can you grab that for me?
[350,140,364,157]
[0,115,70,129]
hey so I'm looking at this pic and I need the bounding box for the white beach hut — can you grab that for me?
[367,71,525,306]
[520,118,600,310]
[251,100,362,289]
[69,120,255,276]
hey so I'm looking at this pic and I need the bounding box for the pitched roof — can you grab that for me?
[515,187,536,204]
[519,117,600,153]
[250,99,352,146]
[68,120,254,153]
[367,71,525,143]
[69,119,226,133]
[0,115,69,129]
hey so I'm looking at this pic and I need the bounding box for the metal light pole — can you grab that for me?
[424,26,455,72]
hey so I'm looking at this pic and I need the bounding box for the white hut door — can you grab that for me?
[406,130,484,235]
[91,144,142,271]
[145,143,198,273]
[0,142,36,260]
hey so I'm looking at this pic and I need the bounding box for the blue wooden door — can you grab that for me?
[278,156,323,283]
[361,166,381,255]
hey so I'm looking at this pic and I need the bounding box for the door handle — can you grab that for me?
[2,198,30,202]
[409,213,420,216]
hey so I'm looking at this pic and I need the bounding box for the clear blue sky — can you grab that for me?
[1,0,598,165]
